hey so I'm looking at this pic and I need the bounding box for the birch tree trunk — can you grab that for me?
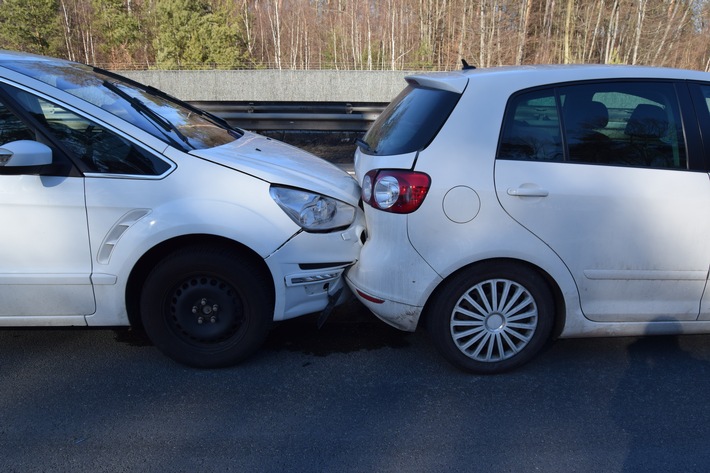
[632,0,647,65]
[564,0,575,63]
[516,0,532,65]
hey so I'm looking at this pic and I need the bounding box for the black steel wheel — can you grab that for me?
[140,245,272,368]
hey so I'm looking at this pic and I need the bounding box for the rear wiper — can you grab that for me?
[356,138,375,154]
[102,80,193,149]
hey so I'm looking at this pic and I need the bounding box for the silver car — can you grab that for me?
[347,64,710,373]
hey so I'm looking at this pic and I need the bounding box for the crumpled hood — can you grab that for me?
[190,131,360,205]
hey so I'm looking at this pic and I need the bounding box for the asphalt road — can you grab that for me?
[2,297,710,472]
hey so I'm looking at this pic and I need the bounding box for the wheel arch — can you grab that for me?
[125,234,274,329]
[420,257,566,338]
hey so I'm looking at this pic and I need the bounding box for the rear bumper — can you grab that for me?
[345,254,441,332]
[343,211,442,332]
[346,278,422,332]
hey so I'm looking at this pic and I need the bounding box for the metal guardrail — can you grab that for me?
[189,101,386,131]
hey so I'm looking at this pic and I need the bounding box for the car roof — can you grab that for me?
[0,50,81,83]
[405,64,710,94]
[0,49,64,65]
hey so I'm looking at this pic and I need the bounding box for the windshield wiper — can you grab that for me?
[95,67,243,137]
[102,80,193,149]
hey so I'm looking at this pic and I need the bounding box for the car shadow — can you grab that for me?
[262,298,411,356]
[114,297,411,357]
[610,322,710,471]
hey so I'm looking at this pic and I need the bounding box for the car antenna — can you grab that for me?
[461,59,476,70]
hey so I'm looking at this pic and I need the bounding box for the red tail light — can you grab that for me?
[361,170,431,214]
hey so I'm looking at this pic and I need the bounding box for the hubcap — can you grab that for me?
[450,278,538,362]
[169,275,244,343]
[485,313,505,331]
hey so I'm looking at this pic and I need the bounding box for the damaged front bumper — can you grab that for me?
[266,212,365,322]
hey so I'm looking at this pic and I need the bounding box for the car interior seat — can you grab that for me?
[565,100,611,163]
[623,103,672,167]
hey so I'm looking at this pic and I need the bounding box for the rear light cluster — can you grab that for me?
[361,169,431,214]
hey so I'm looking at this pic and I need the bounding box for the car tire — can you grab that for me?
[427,261,554,374]
[140,245,273,368]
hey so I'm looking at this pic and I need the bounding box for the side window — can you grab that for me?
[0,98,34,145]
[559,82,686,169]
[695,84,710,143]
[2,86,170,176]
[499,82,687,170]
[497,90,563,162]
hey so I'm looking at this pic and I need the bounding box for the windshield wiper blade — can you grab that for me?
[141,83,239,133]
[102,80,193,148]
[95,67,243,136]
[356,138,375,154]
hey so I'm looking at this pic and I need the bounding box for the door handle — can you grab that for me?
[507,187,549,197]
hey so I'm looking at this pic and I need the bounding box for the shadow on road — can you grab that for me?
[611,329,710,471]
[113,297,411,357]
[263,298,411,356]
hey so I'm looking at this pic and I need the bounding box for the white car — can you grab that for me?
[0,50,364,367]
[347,63,710,373]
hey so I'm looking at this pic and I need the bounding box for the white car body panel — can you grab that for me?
[80,145,364,328]
[190,131,360,207]
[496,160,710,322]
[353,150,418,177]
[0,174,94,317]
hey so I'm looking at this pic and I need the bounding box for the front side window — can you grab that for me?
[498,81,687,170]
[0,98,34,145]
[2,85,171,175]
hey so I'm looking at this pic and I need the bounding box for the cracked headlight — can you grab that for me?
[270,186,356,232]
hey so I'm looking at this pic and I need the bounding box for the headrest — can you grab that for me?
[566,100,609,130]
[625,104,668,138]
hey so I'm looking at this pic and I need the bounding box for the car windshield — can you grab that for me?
[0,57,238,151]
[359,83,460,156]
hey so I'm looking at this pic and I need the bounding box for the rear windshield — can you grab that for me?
[359,83,460,156]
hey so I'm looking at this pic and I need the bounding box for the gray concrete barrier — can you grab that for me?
[120,70,412,103]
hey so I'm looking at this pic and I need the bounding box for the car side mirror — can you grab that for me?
[0,140,52,168]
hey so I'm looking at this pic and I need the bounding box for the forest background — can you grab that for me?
[1,0,710,72]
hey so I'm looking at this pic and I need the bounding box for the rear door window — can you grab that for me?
[688,83,710,167]
[359,84,460,156]
[498,81,687,170]
[560,82,685,169]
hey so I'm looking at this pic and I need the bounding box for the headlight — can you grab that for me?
[270,186,356,232]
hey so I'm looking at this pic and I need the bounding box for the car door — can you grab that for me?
[689,83,710,321]
[495,80,710,323]
[0,86,94,319]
